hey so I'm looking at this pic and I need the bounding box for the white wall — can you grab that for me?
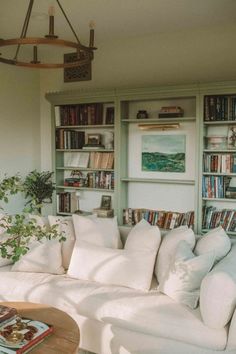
[0,65,40,213]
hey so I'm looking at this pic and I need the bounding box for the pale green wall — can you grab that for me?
[0,65,40,213]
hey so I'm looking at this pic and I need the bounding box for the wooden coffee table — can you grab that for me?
[0,301,80,354]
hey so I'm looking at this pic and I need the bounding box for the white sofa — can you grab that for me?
[0,218,236,354]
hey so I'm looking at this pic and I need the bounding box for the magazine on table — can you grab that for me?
[0,317,53,353]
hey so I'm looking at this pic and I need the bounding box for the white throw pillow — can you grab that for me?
[125,219,161,252]
[68,220,161,290]
[48,215,75,269]
[159,241,215,308]
[194,226,231,263]
[11,239,65,275]
[155,226,195,284]
[200,243,236,329]
[72,214,122,248]
[68,242,157,291]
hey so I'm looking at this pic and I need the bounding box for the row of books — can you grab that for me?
[202,176,232,199]
[204,95,236,121]
[63,152,114,169]
[203,153,236,173]
[55,103,104,126]
[0,305,53,354]
[57,192,78,213]
[64,171,114,190]
[56,129,85,149]
[123,208,194,229]
[86,171,114,189]
[202,206,236,232]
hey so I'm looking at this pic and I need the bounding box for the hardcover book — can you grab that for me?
[0,317,53,354]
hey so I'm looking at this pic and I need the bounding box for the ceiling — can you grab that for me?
[0,0,236,44]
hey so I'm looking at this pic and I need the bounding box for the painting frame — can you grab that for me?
[100,195,112,210]
[141,134,186,173]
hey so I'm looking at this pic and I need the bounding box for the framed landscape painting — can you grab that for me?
[142,135,186,172]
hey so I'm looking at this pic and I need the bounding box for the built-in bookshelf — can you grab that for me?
[116,90,199,232]
[48,96,116,215]
[46,83,236,236]
[199,92,236,236]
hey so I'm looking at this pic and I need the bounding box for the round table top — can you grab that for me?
[0,301,80,354]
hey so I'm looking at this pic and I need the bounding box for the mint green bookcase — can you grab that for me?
[46,82,236,235]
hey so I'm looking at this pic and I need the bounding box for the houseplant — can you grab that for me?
[0,171,65,263]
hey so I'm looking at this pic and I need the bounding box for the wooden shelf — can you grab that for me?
[204,120,236,125]
[56,167,114,172]
[56,149,114,152]
[56,124,114,129]
[203,172,236,177]
[202,197,236,202]
[56,185,114,192]
[203,149,236,153]
[121,177,195,185]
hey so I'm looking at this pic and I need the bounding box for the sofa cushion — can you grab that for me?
[159,241,215,309]
[11,240,65,275]
[48,215,75,269]
[155,226,195,284]
[68,220,160,291]
[200,242,236,329]
[0,270,227,351]
[77,284,227,351]
[72,214,122,248]
[67,243,158,291]
[194,226,231,263]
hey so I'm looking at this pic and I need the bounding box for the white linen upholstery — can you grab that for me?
[11,239,65,275]
[48,215,75,269]
[200,243,236,329]
[159,241,215,308]
[194,226,231,263]
[155,226,195,284]
[72,214,122,248]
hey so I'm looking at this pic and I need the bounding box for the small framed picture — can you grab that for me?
[87,134,101,146]
[100,195,112,210]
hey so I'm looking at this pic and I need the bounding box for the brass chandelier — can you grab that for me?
[0,0,96,69]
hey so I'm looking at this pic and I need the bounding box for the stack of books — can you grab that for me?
[0,305,53,353]
[158,106,184,118]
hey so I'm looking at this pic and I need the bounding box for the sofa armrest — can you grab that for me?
[227,307,236,350]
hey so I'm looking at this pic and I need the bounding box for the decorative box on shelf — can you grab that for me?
[205,136,228,150]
